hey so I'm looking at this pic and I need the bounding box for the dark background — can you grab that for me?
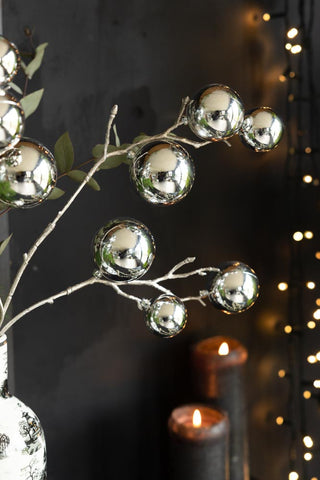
[1,0,319,479]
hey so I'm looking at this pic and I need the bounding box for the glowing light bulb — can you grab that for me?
[305,147,312,154]
[316,252,320,260]
[307,282,316,290]
[308,321,316,330]
[291,44,302,54]
[313,379,320,388]
[279,74,287,82]
[278,282,288,291]
[303,435,313,448]
[289,471,299,480]
[287,27,299,39]
[284,325,293,334]
[193,409,201,428]
[276,416,284,425]
[288,94,295,102]
[218,342,229,356]
[303,175,313,183]
[316,351,320,361]
[304,231,313,239]
[316,299,320,306]
[293,231,303,241]
[303,390,311,399]
[307,355,317,364]
[262,12,271,21]
[289,71,296,78]
[313,309,320,320]
[304,452,312,461]
[285,42,293,50]
[278,369,286,378]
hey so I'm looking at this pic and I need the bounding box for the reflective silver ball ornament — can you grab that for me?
[0,35,20,84]
[0,139,57,208]
[239,107,284,152]
[0,93,24,152]
[93,218,156,282]
[208,262,260,314]
[130,141,195,205]
[187,84,245,140]
[145,294,187,337]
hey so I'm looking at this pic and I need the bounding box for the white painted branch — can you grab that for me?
[0,258,217,335]
[0,105,119,326]
[0,96,228,331]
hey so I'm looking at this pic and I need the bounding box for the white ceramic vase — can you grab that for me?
[0,335,47,479]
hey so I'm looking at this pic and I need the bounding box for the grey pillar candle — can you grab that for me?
[192,336,249,480]
[168,404,229,480]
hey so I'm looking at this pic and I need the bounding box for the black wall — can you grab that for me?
[1,0,315,479]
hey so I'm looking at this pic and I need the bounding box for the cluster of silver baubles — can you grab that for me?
[129,84,283,206]
[0,36,57,208]
[93,218,260,338]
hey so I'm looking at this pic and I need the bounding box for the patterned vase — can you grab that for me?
[0,334,47,479]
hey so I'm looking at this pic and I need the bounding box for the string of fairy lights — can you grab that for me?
[263,1,319,479]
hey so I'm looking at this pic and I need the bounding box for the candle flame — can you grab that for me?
[193,409,202,428]
[218,342,229,356]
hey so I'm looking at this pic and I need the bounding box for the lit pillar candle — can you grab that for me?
[168,404,229,480]
[192,336,249,480]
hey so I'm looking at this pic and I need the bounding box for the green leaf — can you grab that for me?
[24,42,48,79]
[132,133,149,144]
[20,89,44,118]
[99,144,131,169]
[113,124,121,147]
[92,143,130,168]
[8,82,23,95]
[67,170,100,191]
[99,155,125,169]
[54,132,74,174]
[92,144,104,158]
[0,234,12,256]
[47,187,65,200]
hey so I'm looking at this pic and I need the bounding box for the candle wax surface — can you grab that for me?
[168,405,229,442]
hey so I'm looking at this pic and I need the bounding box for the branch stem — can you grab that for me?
[0,105,118,326]
[0,257,216,335]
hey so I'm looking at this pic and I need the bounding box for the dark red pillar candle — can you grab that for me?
[192,336,249,480]
[168,404,229,480]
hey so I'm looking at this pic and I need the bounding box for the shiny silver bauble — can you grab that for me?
[0,93,24,153]
[187,84,245,140]
[239,107,284,152]
[0,36,20,84]
[145,294,187,337]
[208,262,260,314]
[93,218,156,281]
[0,139,57,208]
[130,141,195,205]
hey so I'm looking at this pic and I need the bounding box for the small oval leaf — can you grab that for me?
[24,43,48,79]
[133,133,149,144]
[20,89,44,119]
[47,187,65,200]
[67,170,100,191]
[113,124,121,147]
[8,82,23,95]
[0,234,12,256]
[54,132,74,174]
[92,144,104,158]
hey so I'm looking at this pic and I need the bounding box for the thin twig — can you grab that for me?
[0,105,119,326]
[0,277,97,336]
[0,258,217,335]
